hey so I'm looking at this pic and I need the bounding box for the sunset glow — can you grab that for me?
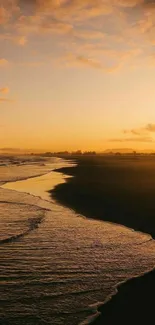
[1,0,155,152]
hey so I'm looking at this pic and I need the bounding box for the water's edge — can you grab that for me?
[52,162,155,325]
[1,158,155,325]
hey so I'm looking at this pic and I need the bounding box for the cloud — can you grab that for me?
[0,6,9,25]
[15,14,73,37]
[123,128,145,135]
[0,86,13,103]
[109,136,154,142]
[0,34,27,46]
[0,98,14,102]
[0,59,8,66]
[116,0,144,7]
[0,0,20,25]
[2,0,155,71]
[0,87,9,94]
[61,53,124,72]
[124,123,155,135]
[16,36,27,46]
[40,20,73,34]
[19,60,45,66]
[34,0,113,19]
[145,123,155,132]
[73,29,105,40]
[0,147,21,152]
[65,54,103,69]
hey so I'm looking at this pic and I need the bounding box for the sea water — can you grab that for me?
[0,156,155,325]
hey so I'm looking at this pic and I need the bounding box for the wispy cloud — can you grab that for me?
[109,136,154,143]
[0,59,9,66]
[14,35,27,46]
[0,0,20,25]
[110,122,155,143]
[61,53,123,72]
[0,98,14,103]
[0,33,27,46]
[145,123,155,132]
[0,86,13,103]
[1,0,155,71]
[19,61,45,67]
[64,54,103,70]
[0,87,9,94]
[124,123,155,135]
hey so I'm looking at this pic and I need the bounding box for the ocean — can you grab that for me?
[0,156,155,325]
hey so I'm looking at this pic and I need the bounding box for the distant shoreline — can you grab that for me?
[51,155,155,324]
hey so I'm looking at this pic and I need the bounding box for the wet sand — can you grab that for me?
[93,268,155,325]
[2,157,155,325]
[51,155,155,324]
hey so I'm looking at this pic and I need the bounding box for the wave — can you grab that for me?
[78,292,117,325]
[80,263,155,325]
[1,158,155,325]
[0,171,53,185]
[0,216,44,245]
[0,200,47,245]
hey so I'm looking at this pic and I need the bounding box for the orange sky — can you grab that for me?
[1,0,155,152]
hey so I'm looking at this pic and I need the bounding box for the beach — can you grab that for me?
[1,155,155,324]
[93,268,155,324]
[51,155,155,324]
[52,155,155,238]
[3,0,155,323]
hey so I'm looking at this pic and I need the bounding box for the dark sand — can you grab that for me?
[93,269,155,325]
[51,155,155,324]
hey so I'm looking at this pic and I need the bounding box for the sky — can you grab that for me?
[1,0,155,152]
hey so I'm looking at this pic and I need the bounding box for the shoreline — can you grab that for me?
[51,156,155,324]
[51,156,155,239]
[92,267,155,325]
[2,156,155,324]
